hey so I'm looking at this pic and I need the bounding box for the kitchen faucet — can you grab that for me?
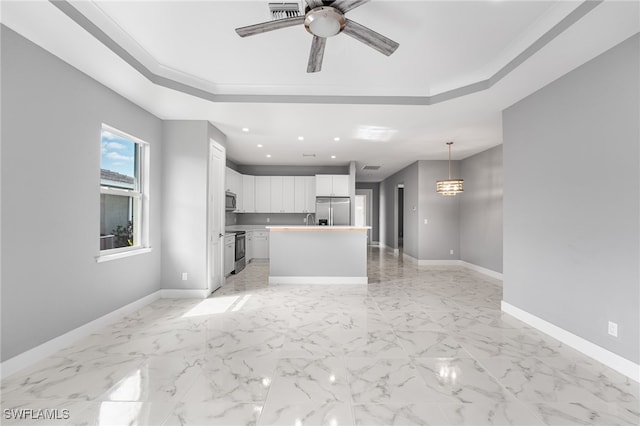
[305,213,315,226]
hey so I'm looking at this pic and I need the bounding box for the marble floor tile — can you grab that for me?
[395,330,471,358]
[182,356,277,403]
[352,403,448,426]
[100,356,204,402]
[1,355,145,401]
[70,401,174,426]
[259,401,354,426]
[2,248,638,426]
[266,357,350,405]
[163,401,263,426]
[454,325,571,359]
[438,402,546,426]
[413,357,517,404]
[531,401,640,426]
[478,356,607,403]
[347,358,433,404]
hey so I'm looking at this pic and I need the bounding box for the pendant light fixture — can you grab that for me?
[436,142,464,196]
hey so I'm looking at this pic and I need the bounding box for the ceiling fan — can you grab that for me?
[235,0,399,73]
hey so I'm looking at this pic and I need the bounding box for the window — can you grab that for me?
[99,125,149,258]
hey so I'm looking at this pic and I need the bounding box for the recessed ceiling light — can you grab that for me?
[266,154,271,158]
[242,127,250,132]
[334,137,340,142]
[257,144,263,148]
[331,155,336,159]
[298,136,304,141]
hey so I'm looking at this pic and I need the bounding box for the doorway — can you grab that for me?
[355,189,373,244]
[207,139,225,294]
[397,185,404,250]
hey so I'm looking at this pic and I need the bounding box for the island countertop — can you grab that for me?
[266,225,371,232]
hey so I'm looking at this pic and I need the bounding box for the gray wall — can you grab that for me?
[460,145,503,272]
[356,182,380,242]
[417,161,461,261]
[503,34,639,363]
[380,162,419,258]
[161,121,226,291]
[1,26,163,361]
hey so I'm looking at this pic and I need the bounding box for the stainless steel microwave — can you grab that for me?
[225,191,237,211]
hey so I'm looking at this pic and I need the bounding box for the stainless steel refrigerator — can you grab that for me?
[315,197,351,226]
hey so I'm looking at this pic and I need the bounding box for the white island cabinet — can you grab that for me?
[267,226,369,284]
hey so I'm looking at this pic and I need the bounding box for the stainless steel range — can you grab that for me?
[233,230,246,274]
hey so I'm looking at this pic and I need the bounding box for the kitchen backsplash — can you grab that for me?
[231,213,311,226]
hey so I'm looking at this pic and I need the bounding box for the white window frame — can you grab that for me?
[97,124,151,262]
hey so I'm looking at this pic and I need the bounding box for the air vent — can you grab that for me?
[302,153,316,158]
[269,2,301,20]
[362,165,381,171]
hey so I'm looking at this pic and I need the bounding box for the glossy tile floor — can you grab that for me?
[1,248,638,425]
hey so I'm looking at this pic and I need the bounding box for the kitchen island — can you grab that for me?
[267,226,370,284]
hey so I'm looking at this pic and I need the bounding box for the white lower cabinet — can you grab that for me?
[224,235,235,276]
[246,231,254,263]
[251,231,269,259]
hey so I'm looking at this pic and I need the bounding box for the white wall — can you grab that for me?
[503,34,639,363]
[1,27,163,361]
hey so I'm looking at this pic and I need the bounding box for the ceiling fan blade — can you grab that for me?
[307,36,326,73]
[342,18,399,56]
[306,0,324,9]
[235,16,304,37]
[330,0,370,14]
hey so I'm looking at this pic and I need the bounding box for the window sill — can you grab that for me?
[96,247,153,263]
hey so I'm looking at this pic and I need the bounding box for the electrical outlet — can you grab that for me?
[450,249,454,255]
[303,217,307,223]
[608,321,618,337]
[181,272,188,281]
[424,219,428,225]
[266,217,270,223]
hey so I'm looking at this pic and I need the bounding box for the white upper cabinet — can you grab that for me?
[315,174,350,197]
[242,175,255,213]
[283,177,295,212]
[270,176,283,212]
[225,167,242,195]
[295,176,316,213]
[271,176,295,213]
[255,176,271,212]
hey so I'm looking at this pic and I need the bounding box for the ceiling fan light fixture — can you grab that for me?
[436,142,464,196]
[305,7,345,38]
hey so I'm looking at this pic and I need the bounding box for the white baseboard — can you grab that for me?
[460,261,503,280]
[402,253,418,263]
[417,259,462,266]
[502,301,640,383]
[401,257,503,281]
[269,276,367,285]
[1,290,161,379]
[159,289,210,299]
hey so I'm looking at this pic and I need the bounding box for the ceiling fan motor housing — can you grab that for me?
[304,7,346,37]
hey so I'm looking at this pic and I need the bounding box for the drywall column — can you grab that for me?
[161,121,226,293]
